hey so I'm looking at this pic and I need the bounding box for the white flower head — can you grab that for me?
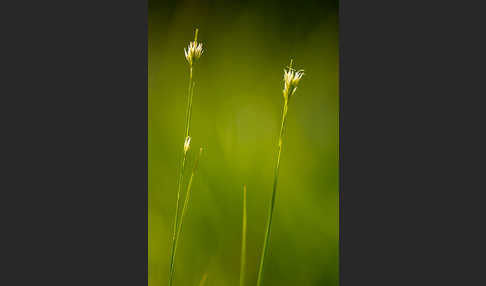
[184,136,191,154]
[184,41,203,66]
[282,60,304,100]
[184,29,203,66]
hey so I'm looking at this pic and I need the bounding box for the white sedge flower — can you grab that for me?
[184,136,191,154]
[283,67,304,100]
[184,41,203,66]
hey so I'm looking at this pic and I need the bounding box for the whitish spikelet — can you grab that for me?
[184,41,203,66]
[184,136,191,154]
[283,66,304,100]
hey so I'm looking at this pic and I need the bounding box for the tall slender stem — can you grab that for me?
[168,62,196,286]
[172,147,203,268]
[168,28,201,286]
[256,98,289,286]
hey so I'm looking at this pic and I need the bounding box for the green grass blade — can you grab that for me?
[171,147,204,279]
[256,98,289,286]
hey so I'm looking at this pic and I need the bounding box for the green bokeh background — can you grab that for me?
[149,0,339,285]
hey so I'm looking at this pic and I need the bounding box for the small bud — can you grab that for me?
[184,136,191,154]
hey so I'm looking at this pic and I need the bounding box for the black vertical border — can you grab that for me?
[340,0,485,285]
[1,0,148,284]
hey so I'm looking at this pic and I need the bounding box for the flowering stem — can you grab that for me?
[168,28,202,286]
[168,60,196,286]
[256,98,289,286]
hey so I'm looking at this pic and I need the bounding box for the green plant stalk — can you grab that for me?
[172,147,203,259]
[239,185,247,286]
[256,98,289,286]
[168,74,193,286]
[168,30,198,286]
[169,147,202,284]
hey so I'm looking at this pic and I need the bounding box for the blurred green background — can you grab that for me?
[149,0,338,285]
